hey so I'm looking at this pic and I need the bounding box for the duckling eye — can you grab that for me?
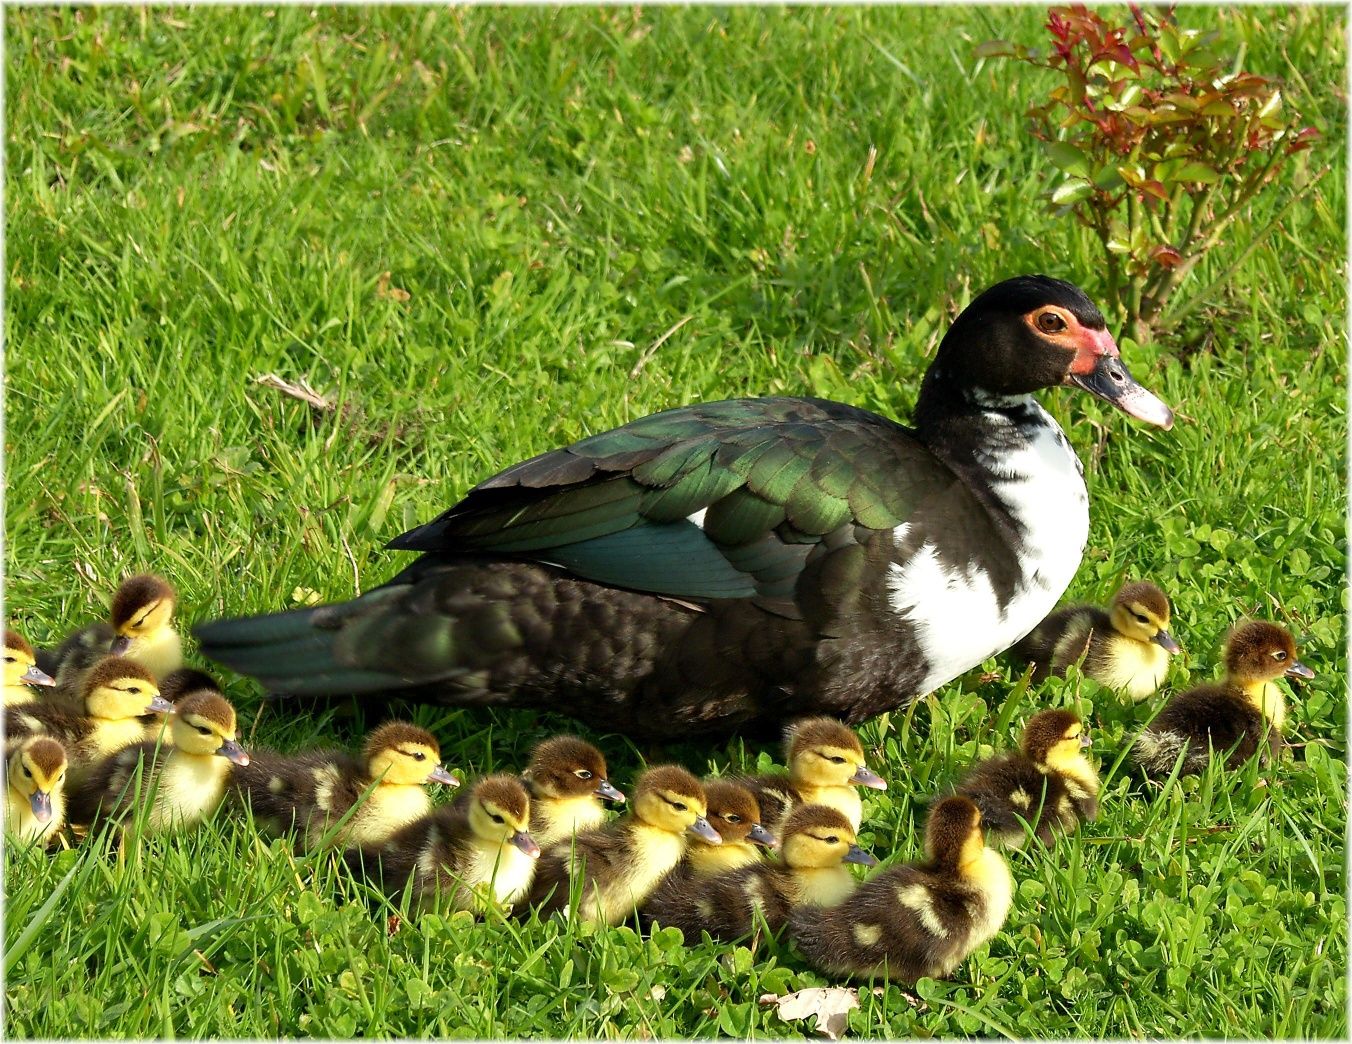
[825,835,839,845]
[412,752,426,762]
[21,766,31,778]
[489,812,505,824]
[826,755,847,765]
[194,725,213,736]
[1133,613,1149,624]
[725,814,741,824]
[574,769,593,780]
[4,655,15,664]
[1273,650,1288,661]
[672,801,687,812]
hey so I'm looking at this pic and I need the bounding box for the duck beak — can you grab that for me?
[688,816,723,845]
[109,635,132,655]
[1285,661,1315,680]
[1079,732,1093,749]
[843,844,878,867]
[593,779,625,803]
[849,765,887,790]
[217,739,251,766]
[20,664,56,687]
[1067,347,1174,430]
[427,765,460,786]
[747,823,777,848]
[1152,630,1182,655]
[29,790,53,823]
[510,829,541,859]
[146,695,175,714]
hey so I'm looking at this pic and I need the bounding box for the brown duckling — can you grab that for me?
[520,736,625,849]
[644,804,875,941]
[67,689,250,834]
[4,657,172,783]
[46,575,182,704]
[236,721,459,847]
[791,796,1012,983]
[4,737,69,845]
[956,709,1098,848]
[351,774,540,914]
[525,765,721,925]
[741,717,886,832]
[1012,580,1180,700]
[682,779,776,877]
[1134,621,1314,778]
[4,630,56,707]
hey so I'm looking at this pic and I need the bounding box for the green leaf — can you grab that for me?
[1051,178,1094,205]
[1045,141,1091,178]
[973,40,1015,59]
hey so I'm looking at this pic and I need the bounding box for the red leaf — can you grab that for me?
[1150,245,1184,269]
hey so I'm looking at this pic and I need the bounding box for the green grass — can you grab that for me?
[4,5,1346,1037]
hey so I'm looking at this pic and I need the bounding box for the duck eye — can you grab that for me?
[825,835,839,845]
[827,755,847,765]
[1037,312,1067,333]
[489,812,505,824]
[1134,613,1149,624]
[4,656,15,664]
[725,814,741,824]
[22,766,31,778]
[1273,650,1288,661]
[412,752,426,762]
[672,802,687,812]
[195,725,213,736]
[575,769,593,780]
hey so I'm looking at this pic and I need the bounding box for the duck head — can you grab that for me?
[364,721,459,787]
[926,795,989,873]
[81,657,173,719]
[779,804,876,869]
[4,630,54,689]
[108,574,177,655]
[466,775,540,857]
[632,765,720,843]
[7,737,67,823]
[785,717,887,792]
[1223,621,1314,686]
[701,779,775,849]
[522,735,624,804]
[1108,581,1180,653]
[170,690,250,765]
[1021,709,1092,772]
[918,275,1173,429]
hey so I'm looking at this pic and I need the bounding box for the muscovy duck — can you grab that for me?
[196,275,1172,737]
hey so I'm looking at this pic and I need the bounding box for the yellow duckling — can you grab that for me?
[236,721,459,847]
[350,774,540,914]
[4,657,172,784]
[67,688,250,834]
[4,629,56,707]
[4,737,69,845]
[741,717,886,832]
[520,736,625,849]
[47,574,182,703]
[1012,580,1181,700]
[525,764,721,925]
[791,796,1013,983]
[1134,620,1314,778]
[682,779,776,878]
[644,804,875,941]
[956,709,1098,847]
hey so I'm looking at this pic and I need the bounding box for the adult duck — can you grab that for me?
[197,276,1172,738]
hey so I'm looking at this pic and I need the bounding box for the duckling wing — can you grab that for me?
[955,753,1058,843]
[644,864,789,942]
[66,740,161,827]
[736,773,798,831]
[1009,605,1099,678]
[1140,685,1264,774]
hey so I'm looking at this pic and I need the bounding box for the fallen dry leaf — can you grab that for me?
[760,987,859,1040]
[253,373,334,412]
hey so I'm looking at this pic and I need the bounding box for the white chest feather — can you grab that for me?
[1095,640,1169,700]
[587,826,685,925]
[532,795,606,849]
[146,752,230,833]
[888,407,1088,693]
[794,865,856,908]
[795,785,863,832]
[127,628,183,681]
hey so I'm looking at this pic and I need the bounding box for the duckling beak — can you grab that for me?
[109,635,132,655]
[747,823,777,848]
[1079,732,1093,749]
[510,829,541,859]
[29,790,53,823]
[849,766,887,790]
[146,695,175,714]
[427,765,460,787]
[843,844,878,867]
[19,664,56,687]
[1067,350,1174,430]
[594,779,625,803]
[1152,630,1182,655]
[688,816,723,845]
[1285,661,1315,680]
[217,739,251,766]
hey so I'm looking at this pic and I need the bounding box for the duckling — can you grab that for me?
[955,709,1098,847]
[4,630,56,707]
[4,657,172,783]
[681,779,776,878]
[520,736,625,849]
[46,574,182,704]
[644,804,875,941]
[740,717,886,832]
[235,721,459,847]
[1134,620,1314,778]
[67,689,250,833]
[351,774,540,914]
[156,667,221,706]
[1011,580,1181,700]
[4,737,69,845]
[525,765,721,925]
[791,795,1012,983]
